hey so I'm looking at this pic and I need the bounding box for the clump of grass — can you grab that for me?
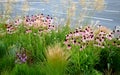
[68,45,101,75]
[44,44,69,75]
[11,63,43,75]
[0,55,15,73]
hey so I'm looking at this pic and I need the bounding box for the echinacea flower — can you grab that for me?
[26,29,32,33]
[80,46,83,51]
[73,40,77,44]
[117,30,120,32]
[67,44,71,50]
[106,34,113,40]
[64,39,69,45]
[117,44,120,47]
[112,41,116,45]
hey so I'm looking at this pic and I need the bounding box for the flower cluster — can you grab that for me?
[5,24,17,34]
[113,26,120,40]
[23,14,55,29]
[15,49,28,64]
[64,25,120,51]
[5,13,56,34]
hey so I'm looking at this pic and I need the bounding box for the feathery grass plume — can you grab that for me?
[78,0,105,27]
[45,44,69,75]
[78,0,90,27]
[66,0,76,27]
[22,0,29,15]
[41,0,49,3]
[79,0,86,8]
[80,0,105,11]
[94,0,105,11]
[94,26,111,34]
[4,0,13,19]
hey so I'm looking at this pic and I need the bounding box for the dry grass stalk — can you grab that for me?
[46,44,69,62]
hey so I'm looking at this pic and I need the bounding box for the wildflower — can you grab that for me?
[113,30,115,33]
[74,32,79,37]
[15,50,28,64]
[78,42,81,45]
[107,44,110,48]
[99,31,106,35]
[82,37,86,43]
[26,29,32,33]
[80,46,83,51]
[117,44,120,47]
[66,35,70,39]
[64,39,69,45]
[97,43,102,47]
[106,34,113,40]
[101,44,105,48]
[117,30,120,32]
[73,40,77,44]
[119,36,120,40]
[112,41,116,45]
[95,37,100,43]
[67,44,71,50]
[21,53,27,63]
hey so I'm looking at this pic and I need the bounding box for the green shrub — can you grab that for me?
[95,44,120,74]
[12,64,43,75]
[68,45,101,75]
[0,56,15,73]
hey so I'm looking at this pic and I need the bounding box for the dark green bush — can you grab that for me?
[95,44,120,74]
[68,45,101,75]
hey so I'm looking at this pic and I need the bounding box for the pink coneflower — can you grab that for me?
[119,36,120,40]
[106,34,113,40]
[82,31,86,36]
[69,33,73,37]
[26,19,29,22]
[97,25,102,28]
[95,37,98,41]
[101,44,105,48]
[112,41,116,45]
[78,42,81,45]
[73,40,77,44]
[66,35,70,39]
[99,31,106,35]
[98,43,102,47]
[90,35,94,40]
[94,44,98,47]
[64,39,69,45]
[80,46,83,51]
[107,44,110,48]
[28,22,33,27]
[113,30,115,33]
[117,44,120,47]
[82,37,86,43]
[46,16,49,19]
[67,44,71,50]
[80,45,86,51]
[6,25,16,34]
[74,32,79,37]
[79,30,83,35]
[117,30,120,32]
[26,29,32,33]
